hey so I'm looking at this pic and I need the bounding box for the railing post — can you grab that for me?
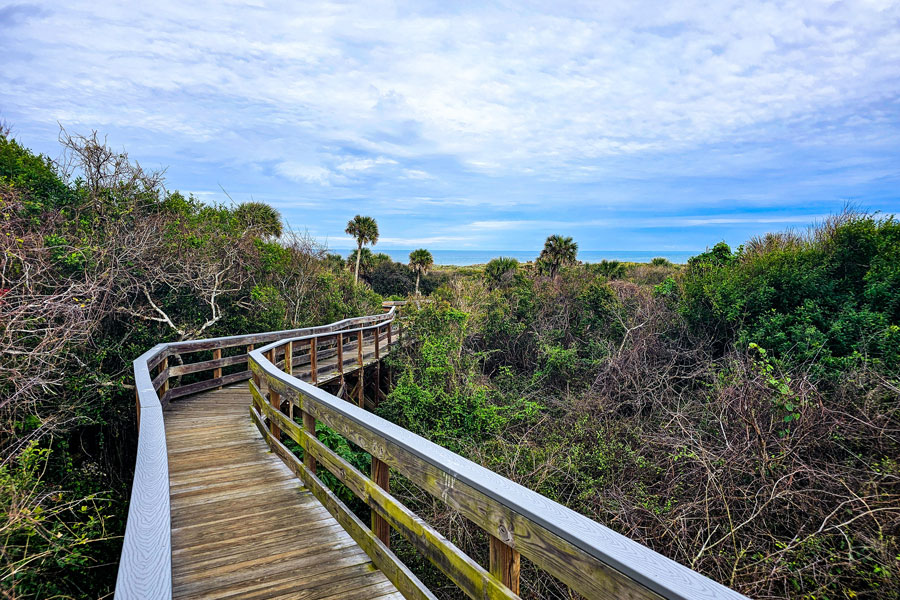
[357,330,364,408]
[266,349,281,440]
[371,457,390,547]
[489,535,520,594]
[134,388,141,432]
[302,410,316,472]
[337,333,344,391]
[386,321,393,390]
[249,344,260,390]
[284,341,293,375]
[213,348,222,389]
[310,337,317,385]
[374,324,381,402]
[159,356,169,397]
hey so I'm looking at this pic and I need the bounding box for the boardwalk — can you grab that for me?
[165,386,402,600]
[120,303,750,600]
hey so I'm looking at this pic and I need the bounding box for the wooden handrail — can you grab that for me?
[116,304,401,599]
[120,298,749,600]
[248,334,751,600]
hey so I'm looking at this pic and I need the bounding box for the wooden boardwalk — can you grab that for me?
[120,303,750,600]
[165,386,401,600]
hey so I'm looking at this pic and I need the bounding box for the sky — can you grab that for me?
[2,0,899,251]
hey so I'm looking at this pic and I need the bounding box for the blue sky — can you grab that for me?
[2,0,899,251]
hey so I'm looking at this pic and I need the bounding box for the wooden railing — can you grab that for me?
[119,298,750,600]
[115,304,401,599]
[248,335,752,600]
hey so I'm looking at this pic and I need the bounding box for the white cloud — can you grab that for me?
[468,220,535,230]
[5,0,898,179]
[275,162,333,185]
[336,156,397,172]
[2,0,897,253]
[401,169,434,180]
[378,235,473,246]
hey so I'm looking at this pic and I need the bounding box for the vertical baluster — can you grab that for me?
[371,457,390,546]
[213,348,222,389]
[374,324,381,403]
[357,329,364,408]
[310,336,317,385]
[135,388,141,430]
[489,535,521,594]
[269,386,281,440]
[386,320,393,390]
[284,341,293,375]
[249,344,260,390]
[265,349,281,439]
[302,410,317,472]
[159,356,169,397]
[337,333,345,393]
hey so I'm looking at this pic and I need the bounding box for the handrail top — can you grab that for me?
[119,302,403,600]
[253,313,397,351]
[133,306,398,371]
[163,306,396,352]
[248,347,750,600]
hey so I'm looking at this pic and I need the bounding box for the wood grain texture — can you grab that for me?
[371,457,390,547]
[253,398,520,600]
[117,306,400,600]
[490,535,520,594]
[116,345,172,600]
[166,387,400,600]
[249,345,751,600]
[251,404,436,600]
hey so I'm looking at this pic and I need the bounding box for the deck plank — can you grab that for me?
[165,384,399,599]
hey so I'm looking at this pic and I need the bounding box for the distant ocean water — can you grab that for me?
[338,249,700,266]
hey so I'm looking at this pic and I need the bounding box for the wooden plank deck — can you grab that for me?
[165,386,402,600]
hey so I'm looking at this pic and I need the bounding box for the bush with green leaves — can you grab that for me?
[1,131,384,599]
[679,214,900,377]
[379,226,899,599]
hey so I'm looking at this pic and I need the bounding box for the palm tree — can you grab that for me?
[347,247,375,279]
[484,256,519,288]
[235,201,283,238]
[595,259,626,279]
[408,248,433,295]
[538,235,578,279]
[345,215,379,283]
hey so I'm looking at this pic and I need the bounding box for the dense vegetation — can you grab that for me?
[379,219,900,599]
[2,129,897,600]
[0,131,383,598]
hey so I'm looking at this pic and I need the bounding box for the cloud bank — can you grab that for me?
[2,0,899,250]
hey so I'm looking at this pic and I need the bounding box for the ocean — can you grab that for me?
[336,249,700,266]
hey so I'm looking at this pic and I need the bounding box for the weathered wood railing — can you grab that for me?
[116,303,402,599]
[248,338,751,600]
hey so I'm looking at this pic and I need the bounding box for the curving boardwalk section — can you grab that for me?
[118,301,752,600]
[166,386,401,600]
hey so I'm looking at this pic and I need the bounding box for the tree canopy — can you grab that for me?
[234,201,283,238]
[538,234,578,278]
[408,248,434,295]
[345,215,379,283]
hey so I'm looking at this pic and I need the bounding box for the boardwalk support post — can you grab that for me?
[303,411,317,472]
[337,333,345,394]
[212,348,222,389]
[374,324,381,403]
[159,357,169,396]
[371,457,390,547]
[357,330,364,408]
[489,534,520,594]
[284,341,293,375]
